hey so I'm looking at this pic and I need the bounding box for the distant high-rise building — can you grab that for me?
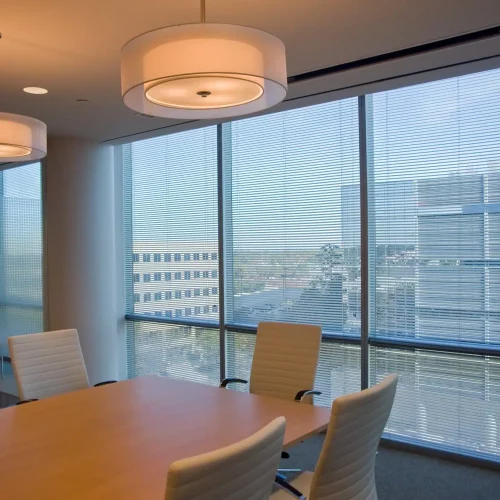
[342,173,500,343]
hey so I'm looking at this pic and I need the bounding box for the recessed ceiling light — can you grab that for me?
[23,87,48,95]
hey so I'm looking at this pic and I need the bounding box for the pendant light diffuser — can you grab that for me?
[0,113,47,162]
[121,23,287,119]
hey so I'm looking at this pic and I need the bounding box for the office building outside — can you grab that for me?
[130,242,219,321]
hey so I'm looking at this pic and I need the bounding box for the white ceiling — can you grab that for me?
[1,0,500,143]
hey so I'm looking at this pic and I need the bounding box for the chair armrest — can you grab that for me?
[220,378,248,388]
[94,380,118,387]
[16,399,39,405]
[275,474,306,500]
[294,389,322,402]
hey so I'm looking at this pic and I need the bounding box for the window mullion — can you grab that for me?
[217,123,226,382]
[359,95,370,390]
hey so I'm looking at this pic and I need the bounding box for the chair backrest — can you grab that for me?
[250,322,322,403]
[164,416,286,500]
[309,374,398,500]
[8,329,90,400]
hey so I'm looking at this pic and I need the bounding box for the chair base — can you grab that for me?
[271,471,313,499]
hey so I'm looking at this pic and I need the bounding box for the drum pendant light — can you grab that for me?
[0,112,47,162]
[121,0,287,119]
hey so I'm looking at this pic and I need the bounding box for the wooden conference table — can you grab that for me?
[0,375,331,499]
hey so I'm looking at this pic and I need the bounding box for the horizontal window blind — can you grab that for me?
[0,162,43,356]
[126,321,220,385]
[121,66,500,463]
[371,346,500,459]
[368,68,500,344]
[224,331,254,392]
[368,68,500,457]
[223,99,360,335]
[225,331,360,406]
[123,128,219,336]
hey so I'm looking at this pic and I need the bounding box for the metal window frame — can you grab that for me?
[359,95,370,390]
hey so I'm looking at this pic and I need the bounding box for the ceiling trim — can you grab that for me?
[285,53,500,105]
[288,25,500,84]
[104,26,500,145]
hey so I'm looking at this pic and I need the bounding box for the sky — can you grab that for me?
[2,162,41,199]
[1,162,43,252]
[129,67,500,250]
[0,162,43,304]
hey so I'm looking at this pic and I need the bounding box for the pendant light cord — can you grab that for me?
[200,0,206,23]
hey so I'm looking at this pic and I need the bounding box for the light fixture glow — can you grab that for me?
[0,113,47,161]
[23,87,48,95]
[0,144,32,157]
[121,1,287,119]
[145,74,264,110]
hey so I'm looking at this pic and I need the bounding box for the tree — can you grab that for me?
[289,243,346,331]
[311,243,343,290]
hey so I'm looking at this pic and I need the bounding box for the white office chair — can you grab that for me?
[164,417,286,500]
[221,322,322,404]
[221,322,322,472]
[8,328,116,403]
[271,374,398,500]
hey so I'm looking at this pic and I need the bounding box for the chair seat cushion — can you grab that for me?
[271,471,313,499]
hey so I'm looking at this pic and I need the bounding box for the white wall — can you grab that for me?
[45,137,119,384]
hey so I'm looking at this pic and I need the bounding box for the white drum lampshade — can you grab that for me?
[0,113,47,162]
[121,23,287,119]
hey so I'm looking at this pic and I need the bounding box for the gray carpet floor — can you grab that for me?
[281,434,500,500]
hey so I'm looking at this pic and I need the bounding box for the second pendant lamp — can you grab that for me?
[0,112,47,162]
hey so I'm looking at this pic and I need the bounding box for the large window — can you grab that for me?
[368,69,500,458]
[222,100,361,404]
[223,100,360,335]
[0,162,44,359]
[123,67,500,463]
[123,128,220,382]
